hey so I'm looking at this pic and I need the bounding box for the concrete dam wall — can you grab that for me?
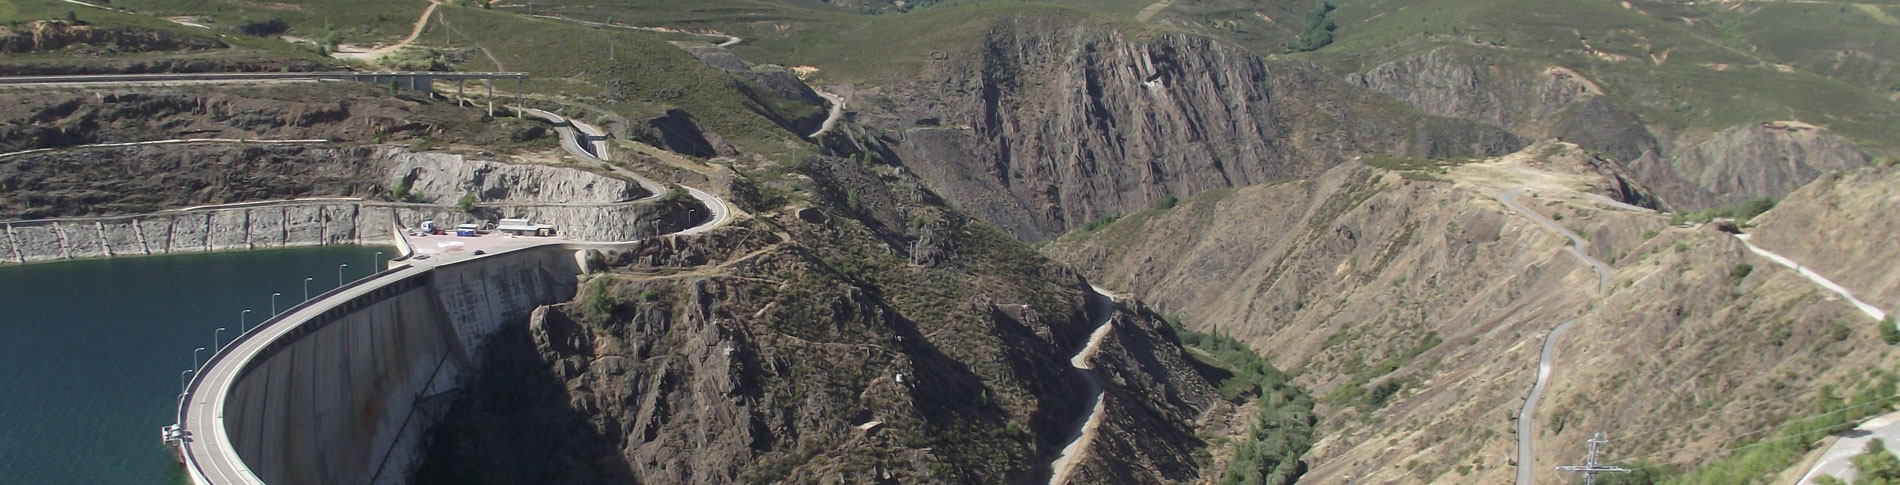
[215,245,584,484]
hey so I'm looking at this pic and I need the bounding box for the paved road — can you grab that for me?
[1734,234,1887,322]
[1517,319,1577,485]
[1747,230,1898,484]
[175,102,734,485]
[1049,285,1118,485]
[1801,414,1900,484]
[177,264,433,485]
[1501,188,1612,293]
[1499,187,1614,485]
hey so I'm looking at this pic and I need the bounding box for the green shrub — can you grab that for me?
[457,192,476,212]
[1882,317,1899,345]
[1730,263,1754,280]
[1082,213,1120,232]
[1153,195,1179,211]
[583,278,615,323]
[1291,1,1337,52]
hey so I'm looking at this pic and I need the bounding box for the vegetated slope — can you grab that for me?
[0,19,226,54]
[779,6,1523,240]
[415,156,1235,483]
[1043,142,1900,483]
[432,6,826,160]
[0,0,337,72]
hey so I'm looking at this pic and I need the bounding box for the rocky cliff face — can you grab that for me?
[844,15,1525,240]
[0,144,393,220]
[1626,122,1870,210]
[1351,48,1874,212]
[1042,143,1900,482]
[390,151,649,204]
[1347,48,1602,136]
[416,158,1234,483]
[0,20,226,55]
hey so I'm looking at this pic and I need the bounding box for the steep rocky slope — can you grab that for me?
[415,157,1236,483]
[1347,47,1875,212]
[1745,165,1900,319]
[826,12,1524,240]
[1626,122,1870,210]
[1044,143,1900,483]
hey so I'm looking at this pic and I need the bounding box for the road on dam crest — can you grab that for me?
[170,102,734,484]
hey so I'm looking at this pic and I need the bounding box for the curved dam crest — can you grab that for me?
[166,108,735,484]
[209,244,585,484]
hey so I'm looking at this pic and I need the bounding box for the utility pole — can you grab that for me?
[1555,432,1630,485]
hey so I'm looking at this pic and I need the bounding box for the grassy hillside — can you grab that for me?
[425,5,822,158]
[0,0,332,61]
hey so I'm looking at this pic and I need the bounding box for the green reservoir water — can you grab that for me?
[0,246,389,484]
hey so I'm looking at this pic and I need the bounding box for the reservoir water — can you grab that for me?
[0,246,389,484]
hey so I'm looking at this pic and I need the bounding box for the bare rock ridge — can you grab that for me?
[1350,47,1872,211]
[414,156,1232,483]
[843,14,1525,240]
[1626,122,1871,210]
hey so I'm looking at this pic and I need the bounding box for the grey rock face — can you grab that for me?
[386,148,646,204]
[856,20,1524,240]
[1629,122,1870,210]
[1350,48,1872,211]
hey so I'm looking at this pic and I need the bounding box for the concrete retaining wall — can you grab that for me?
[217,245,583,484]
[2,201,674,264]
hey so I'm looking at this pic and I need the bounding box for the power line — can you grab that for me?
[1557,432,1631,485]
[1602,393,1900,472]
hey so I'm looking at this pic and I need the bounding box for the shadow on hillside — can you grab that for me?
[411,317,637,485]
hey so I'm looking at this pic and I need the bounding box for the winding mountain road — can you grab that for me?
[1745,232,1897,484]
[1500,187,1613,485]
[1049,285,1118,485]
[1734,234,1886,322]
